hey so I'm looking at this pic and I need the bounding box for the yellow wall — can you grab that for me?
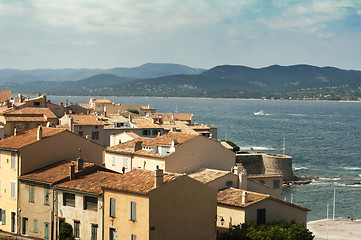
[248,176,283,199]
[149,176,217,240]
[18,181,52,239]
[20,131,104,175]
[0,150,18,233]
[165,136,235,174]
[103,190,150,240]
[217,205,246,231]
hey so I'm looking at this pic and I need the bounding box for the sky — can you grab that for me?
[0,0,361,70]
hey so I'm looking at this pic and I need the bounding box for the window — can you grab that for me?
[0,209,5,225]
[91,224,98,240]
[59,218,65,232]
[109,228,117,240]
[74,220,80,238]
[84,196,98,211]
[130,202,136,221]
[29,185,35,202]
[34,102,40,106]
[63,193,75,207]
[22,217,28,234]
[92,131,99,140]
[273,180,280,189]
[110,198,116,217]
[131,234,137,240]
[10,181,16,199]
[11,152,16,170]
[152,130,158,135]
[78,131,84,137]
[142,130,150,136]
[44,188,50,205]
[123,158,128,169]
[25,123,30,129]
[44,222,49,239]
[34,219,38,233]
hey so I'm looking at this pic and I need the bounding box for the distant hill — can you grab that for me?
[0,63,205,83]
[2,64,361,100]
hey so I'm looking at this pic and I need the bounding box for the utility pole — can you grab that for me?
[333,189,336,219]
[326,204,329,240]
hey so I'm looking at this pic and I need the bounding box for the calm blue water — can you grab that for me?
[50,96,361,221]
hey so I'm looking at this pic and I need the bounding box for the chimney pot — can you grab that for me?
[77,157,84,171]
[242,191,248,204]
[154,168,164,188]
[14,128,17,136]
[69,164,76,180]
[37,126,43,140]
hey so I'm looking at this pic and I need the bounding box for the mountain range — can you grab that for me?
[1,63,361,100]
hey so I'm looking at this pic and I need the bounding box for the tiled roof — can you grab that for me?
[218,188,310,211]
[77,103,92,109]
[0,91,11,103]
[150,113,193,121]
[56,170,121,194]
[105,137,152,155]
[69,114,104,126]
[160,121,198,134]
[19,160,95,184]
[131,117,162,129]
[3,107,57,122]
[189,168,233,184]
[217,188,269,208]
[191,125,210,130]
[141,132,198,146]
[247,174,283,179]
[103,169,179,194]
[0,127,67,149]
[93,99,112,104]
[122,131,141,139]
[140,106,156,110]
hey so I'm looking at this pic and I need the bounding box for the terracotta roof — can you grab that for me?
[160,121,198,134]
[19,160,95,184]
[141,132,198,146]
[56,170,121,194]
[105,137,152,155]
[103,169,179,194]
[191,125,211,130]
[217,188,269,208]
[93,99,112,104]
[77,103,92,109]
[0,127,67,150]
[218,188,310,211]
[0,91,11,103]
[150,113,193,121]
[122,131,141,139]
[131,117,162,129]
[2,107,57,122]
[247,174,283,179]
[69,114,104,126]
[140,106,156,110]
[189,168,233,184]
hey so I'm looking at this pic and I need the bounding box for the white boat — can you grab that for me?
[254,110,264,115]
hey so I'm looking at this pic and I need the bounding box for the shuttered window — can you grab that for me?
[84,196,98,211]
[34,219,38,233]
[130,202,136,221]
[74,220,80,238]
[44,188,50,205]
[10,152,16,170]
[63,193,75,207]
[110,198,116,217]
[0,209,5,225]
[10,181,16,199]
[29,185,35,202]
[44,222,49,239]
[131,234,137,240]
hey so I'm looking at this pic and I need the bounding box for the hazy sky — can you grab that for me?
[1,0,361,70]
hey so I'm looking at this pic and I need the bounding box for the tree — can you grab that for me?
[218,221,314,240]
[59,222,74,240]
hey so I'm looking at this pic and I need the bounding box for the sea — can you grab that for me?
[49,96,361,221]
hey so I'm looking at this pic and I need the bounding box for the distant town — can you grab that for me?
[0,91,311,239]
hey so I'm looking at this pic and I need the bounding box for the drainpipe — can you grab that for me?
[16,151,20,236]
[101,191,104,240]
[51,184,54,240]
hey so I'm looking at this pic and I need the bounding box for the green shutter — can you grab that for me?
[34,219,38,233]
[1,209,5,225]
[44,188,50,205]
[44,222,49,239]
[110,198,116,217]
[130,202,136,221]
[29,185,34,202]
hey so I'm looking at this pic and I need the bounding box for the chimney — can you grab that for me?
[69,117,74,132]
[77,157,84,171]
[14,128,17,136]
[241,191,248,204]
[235,164,247,190]
[134,141,142,151]
[171,140,178,148]
[154,166,164,188]
[60,101,63,106]
[37,126,43,140]
[69,164,75,180]
[104,106,107,117]
[128,115,132,123]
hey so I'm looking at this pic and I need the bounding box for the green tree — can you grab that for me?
[59,222,74,240]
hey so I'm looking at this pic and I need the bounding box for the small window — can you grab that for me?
[91,224,97,240]
[63,193,75,207]
[10,181,16,199]
[84,196,98,211]
[34,102,40,106]
[29,185,35,202]
[44,188,50,205]
[74,220,80,238]
[130,202,136,221]
[273,180,280,189]
[92,131,99,140]
[152,130,158,135]
[11,152,16,170]
[110,198,116,217]
[131,234,137,240]
[0,209,5,225]
[78,131,84,137]
[34,219,38,233]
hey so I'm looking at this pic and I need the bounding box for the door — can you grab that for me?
[10,212,16,233]
[109,228,117,240]
[22,217,28,234]
[257,208,266,225]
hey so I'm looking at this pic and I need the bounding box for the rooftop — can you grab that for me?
[103,169,179,194]
[19,159,95,184]
[69,114,104,126]
[141,131,199,146]
[0,90,11,103]
[2,107,57,122]
[0,127,67,150]
[150,113,193,121]
[189,168,233,184]
[131,117,162,129]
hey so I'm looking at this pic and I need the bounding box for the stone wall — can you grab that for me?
[236,153,296,181]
